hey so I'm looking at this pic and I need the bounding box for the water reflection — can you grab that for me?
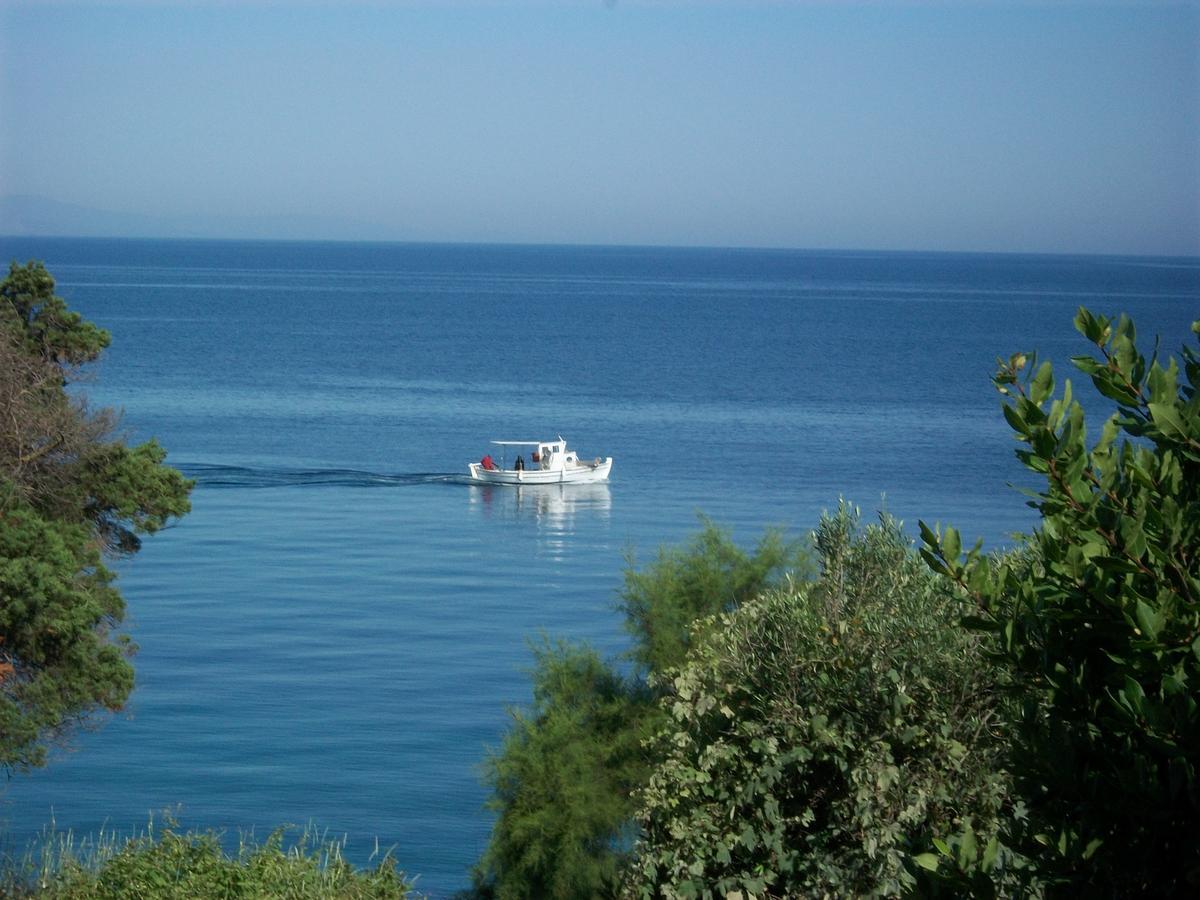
[468,482,613,532]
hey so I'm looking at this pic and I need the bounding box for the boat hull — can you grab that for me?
[468,458,613,485]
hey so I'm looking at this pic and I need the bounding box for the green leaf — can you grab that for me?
[913,853,940,872]
[957,827,977,867]
[1135,599,1162,641]
[1075,306,1103,343]
[1120,675,1146,716]
[1002,402,1028,435]
[982,836,1000,870]
[1031,360,1055,405]
[919,548,950,577]
[942,527,961,564]
[739,826,759,850]
[918,519,939,548]
[1148,402,1188,440]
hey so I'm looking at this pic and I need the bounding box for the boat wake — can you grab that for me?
[179,463,467,489]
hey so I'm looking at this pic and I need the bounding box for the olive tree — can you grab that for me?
[625,506,1010,899]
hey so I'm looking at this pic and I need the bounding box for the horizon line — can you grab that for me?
[3,232,1198,263]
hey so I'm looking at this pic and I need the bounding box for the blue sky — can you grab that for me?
[1,1,1196,254]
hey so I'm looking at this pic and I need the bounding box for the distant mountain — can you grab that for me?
[0,194,386,241]
[0,194,174,238]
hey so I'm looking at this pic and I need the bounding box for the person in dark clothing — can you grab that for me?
[515,455,525,471]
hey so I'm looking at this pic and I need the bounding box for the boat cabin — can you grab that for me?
[533,438,576,471]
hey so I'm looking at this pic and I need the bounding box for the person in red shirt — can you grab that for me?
[481,454,497,470]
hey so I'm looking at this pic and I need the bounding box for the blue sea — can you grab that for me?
[0,237,1196,895]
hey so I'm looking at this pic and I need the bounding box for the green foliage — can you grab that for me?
[2,819,411,899]
[77,439,193,555]
[0,261,192,771]
[476,641,659,900]
[0,261,109,367]
[0,503,130,771]
[921,308,1200,895]
[474,522,803,899]
[618,518,806,674]
[625,505,1009,899]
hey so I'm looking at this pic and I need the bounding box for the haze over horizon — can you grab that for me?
[1,1,1197,256]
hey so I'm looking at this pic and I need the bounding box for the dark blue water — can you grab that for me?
[1,237,1196,895]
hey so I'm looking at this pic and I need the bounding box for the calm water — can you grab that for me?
[1,237,1196,895]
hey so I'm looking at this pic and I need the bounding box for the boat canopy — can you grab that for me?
[489,440,543,446]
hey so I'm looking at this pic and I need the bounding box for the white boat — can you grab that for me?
[468,437,613,485]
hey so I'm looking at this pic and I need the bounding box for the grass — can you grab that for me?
[0,814,414,899]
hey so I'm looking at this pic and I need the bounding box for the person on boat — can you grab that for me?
[515,455,525,471]
[531,450,540,463]
[481,454,497,471]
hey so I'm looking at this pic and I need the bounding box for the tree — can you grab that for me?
[624,506,1009,899]
[475,641,659,900]
[921,308,1200,895]
[0,261,192,771]
[0,259,109,366]
[472,521,805,899]
[618,519,804,675]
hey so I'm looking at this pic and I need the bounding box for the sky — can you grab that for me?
[0,0,1197,255]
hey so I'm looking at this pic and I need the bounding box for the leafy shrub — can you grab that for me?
[922,309,1200,895]
[625,505,1009,899]
[618,519,807,675]
[473,520,804,899]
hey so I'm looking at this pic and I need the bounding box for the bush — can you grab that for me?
[625,505,1009,899]
[1,819,412,899]
[618,519,807,675]
[922,309,1200,895]
[473,521,804,899]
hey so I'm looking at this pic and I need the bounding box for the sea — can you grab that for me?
[0,236,1196,896]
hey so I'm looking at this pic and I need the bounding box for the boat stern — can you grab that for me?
[594,457,614,481]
